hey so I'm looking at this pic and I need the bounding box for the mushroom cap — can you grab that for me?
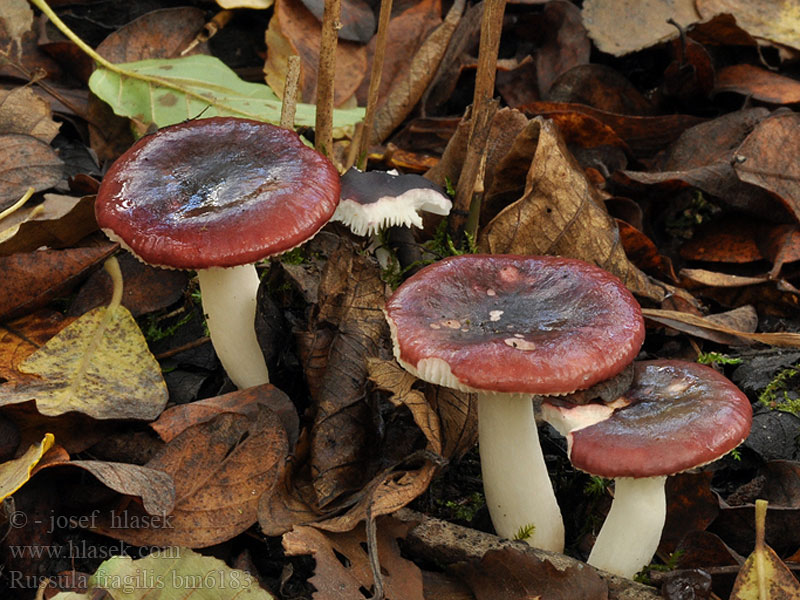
[332,168,452,236]
[95,117,340,269]
[553,360,753,478]
[385,254,645,395]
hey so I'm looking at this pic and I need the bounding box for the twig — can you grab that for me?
[181,10,233,56]
[315,0,341,157]
[354,0,394,170]
[280,55,301,129]
[365,504,385,600]
[449,0,506,241]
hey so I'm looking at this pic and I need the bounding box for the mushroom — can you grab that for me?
[541,360,753,578]
[95,117,340,389]
[384,254,645,552]
[332,168,452,236]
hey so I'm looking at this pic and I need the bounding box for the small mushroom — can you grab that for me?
[541,360,753,578]
[95,117,340,389]
[331,168,451,236]
[384,254,645,552]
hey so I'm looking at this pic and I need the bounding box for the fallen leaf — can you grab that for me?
[643,308,800,347]
[89,54,364,131]
[371,0,465,144]
[0,194,98,256]
[730,499,800,599]
[660,472,720,554]
[761,461,800,509]
[715,64,800,105]
[0,87,60,143]
[0,134,63,208]
[0,433,53,501]
[264,0,366,107]
[50,547,275,599]
[36,458,175,516]
[218,0,274,8]
[679,217,765,264]
[697,0,800,51]
[93,406,288,547]
[534,1,591,97]
[151,383,298,449]
[546,63,654,115]
[734,112,800,224]
[355,0,442,108]
[282,517,424,600]
[452,545,608,600]
[581,0,700,56]
[0,292,168,420]
[0,310,70,380]
[680,268,769,288]
[0,245,117,321]
[305,242,391,508]
[479,116,665,302]
[0,0,33,57]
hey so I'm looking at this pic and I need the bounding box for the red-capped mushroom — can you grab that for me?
[541,360,752,578]
[384,254,645,551]
[95,117,340,389]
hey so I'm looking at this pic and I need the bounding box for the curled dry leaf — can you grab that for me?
[0,433,53,501]
[0,87,61,143]
[282,517,424,600]
[303,242,390,509]
[479,116,665,302]
[0,134,63,207]
[715,64,800,105]
[734,112,800,224]
[36,458,175,516]
[0,194,98,257]
[643,308,800,347]
[94,406,288,547]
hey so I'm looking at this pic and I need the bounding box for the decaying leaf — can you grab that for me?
[0,134,63,207]
[479,116,665,302]
[282,517,424,600]
[0,292,168,420]
[0,194,98,256]
[0,0,34,57]
[0,310,70,380]
[304,242,390,509]
[0,433,53,501]
[264,0,366,107]
[50,547,276,599]
[643,308,800,347]
[581,0,700,57]
[452,545,608,600]
[730,499,800,599]
[0,87,61,143]
[697,0,800,52]
[94,406,288,547]
[0,245,116,321]
[715,65,800,105]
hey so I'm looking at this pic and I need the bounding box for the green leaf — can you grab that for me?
[51,547,275,599]
[88,54,364,132]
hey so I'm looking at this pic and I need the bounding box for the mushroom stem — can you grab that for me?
[587,475,667,578]
[197,265,269,389]
[478,393,565,552]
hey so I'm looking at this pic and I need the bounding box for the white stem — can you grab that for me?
[587,476,667,578]
[478,393,564,552]
[197,265,270,389]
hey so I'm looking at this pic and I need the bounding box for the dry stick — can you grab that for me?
[280,55,302,130]
[315,0,342,157]
[450,0,507,241]
[354,0,394,170]
[181,10,234,56]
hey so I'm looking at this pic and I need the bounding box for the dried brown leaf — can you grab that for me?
[479,116,664,302]
[93,407,288,547]
[0,87,60,143]
[697,0,800,51]
[715,64,800,105]
[283,517,424,600]
[0,134,63,207]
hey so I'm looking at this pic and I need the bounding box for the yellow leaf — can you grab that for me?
[0,258,167,420]
[0,433,54,501]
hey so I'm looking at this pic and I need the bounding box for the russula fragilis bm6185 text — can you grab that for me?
[384,254,645,552]
[95,117,340,389]
[541,360,752,578]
